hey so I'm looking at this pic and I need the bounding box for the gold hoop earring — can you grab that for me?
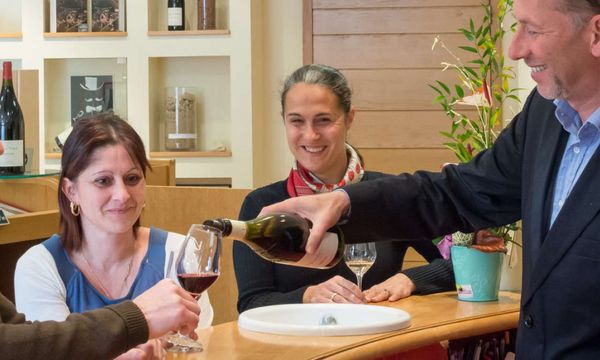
[70,201,80,217]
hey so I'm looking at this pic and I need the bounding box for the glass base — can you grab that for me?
[165,333,203,353]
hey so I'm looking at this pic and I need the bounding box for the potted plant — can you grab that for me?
[429,0,521,301]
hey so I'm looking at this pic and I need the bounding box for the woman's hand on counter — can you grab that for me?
[303,275,365,304]
[364,273,416,302]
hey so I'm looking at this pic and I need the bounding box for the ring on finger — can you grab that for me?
[383,288,391,296]
[330,292,338,301]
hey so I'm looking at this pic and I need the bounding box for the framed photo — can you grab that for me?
[91,0,125,32]
[70,75,114,124]
[52,0,88,33]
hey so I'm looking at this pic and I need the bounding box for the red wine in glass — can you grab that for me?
[178,272,219,297]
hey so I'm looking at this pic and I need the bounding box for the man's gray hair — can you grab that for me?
[555,0,600,29]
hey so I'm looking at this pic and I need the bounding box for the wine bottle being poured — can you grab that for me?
[203,213,344,269]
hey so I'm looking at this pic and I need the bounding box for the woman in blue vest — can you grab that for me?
[14,114,212,358]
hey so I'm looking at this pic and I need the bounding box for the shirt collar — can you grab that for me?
[553,99,600,139]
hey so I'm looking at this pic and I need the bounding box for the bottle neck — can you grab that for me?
[3,62,12,82]
[227,219,248,239]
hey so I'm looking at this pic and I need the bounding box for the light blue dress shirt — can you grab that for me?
[550,99,600,226]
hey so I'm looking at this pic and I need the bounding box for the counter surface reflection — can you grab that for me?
[168,291,520,359]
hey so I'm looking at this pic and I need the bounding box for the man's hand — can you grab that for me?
[132,279,200,339]
[260,191,350,253]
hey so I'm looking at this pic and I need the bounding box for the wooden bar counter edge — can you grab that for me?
[172,291,520,360]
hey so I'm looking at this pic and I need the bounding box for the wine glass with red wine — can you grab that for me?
[165,223,222,353]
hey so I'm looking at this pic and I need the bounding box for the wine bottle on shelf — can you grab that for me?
[0,61,26,175]
[203,213,344,269]
[167,0,185,31]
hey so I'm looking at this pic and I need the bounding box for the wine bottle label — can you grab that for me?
[168,8,183,26]
[295,232,338,268]
[168,133,197,139]
[0,140,24,167]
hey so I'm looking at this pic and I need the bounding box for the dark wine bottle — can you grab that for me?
[203,213,344,269]
[168,0,185,31]
[0,61,25,175]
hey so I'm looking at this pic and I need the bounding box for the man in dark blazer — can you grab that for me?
[262,0,600,358]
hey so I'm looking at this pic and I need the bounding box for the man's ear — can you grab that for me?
[590,14,600,57]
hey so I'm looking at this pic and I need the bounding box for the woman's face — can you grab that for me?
[283,83,354,184]
[62,144,146,237]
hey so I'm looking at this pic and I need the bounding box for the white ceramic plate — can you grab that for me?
[238,303,411,336]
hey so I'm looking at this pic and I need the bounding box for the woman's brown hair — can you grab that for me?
[58,113,151,252]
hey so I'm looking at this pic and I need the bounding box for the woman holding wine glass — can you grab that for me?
[165,223,222,352]
[14,114,213,358]
[233,64,453,311]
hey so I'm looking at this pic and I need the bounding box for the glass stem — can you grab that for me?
[356,274,363,291]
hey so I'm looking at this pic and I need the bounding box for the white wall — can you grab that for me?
[503,12,536,123]
[252,0,303,188]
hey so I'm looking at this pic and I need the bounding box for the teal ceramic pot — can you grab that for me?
[451,246,503,301]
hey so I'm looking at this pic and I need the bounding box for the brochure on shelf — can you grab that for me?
[91,0,125,32]
[50,0,89,33]
[70,75,113,124]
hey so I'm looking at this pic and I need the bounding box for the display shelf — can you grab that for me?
[150,151,232,158]
[0,0,21,35]
[147,29,230,37]
[0,1,258,188]
[148,56,231,153]
[0,33,23,39]
[47,151,232,160]
[44,0,126,34]
[44,58,128,154]
[148,0,229,33]
[45,153,61,160]
[44,32,128,38]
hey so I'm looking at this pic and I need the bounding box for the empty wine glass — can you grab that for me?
[344,242,377,291]
[165,223,222,353]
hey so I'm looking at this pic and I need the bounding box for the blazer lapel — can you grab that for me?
[520,106,565,299]
[522,143,600,305]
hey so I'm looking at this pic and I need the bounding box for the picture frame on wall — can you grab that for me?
[70,75,114,124]
[51,0,89,33]
[91,0,125,32]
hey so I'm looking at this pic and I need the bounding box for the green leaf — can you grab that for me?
[460,28,475,41]
[507,94,521,102]
[458,46,478,53]
[435,80,451,94]
[463,67,478,78]
[455,85,465,98]
[429,84,444,96]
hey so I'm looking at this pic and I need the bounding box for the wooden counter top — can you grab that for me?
[169,291,520,359]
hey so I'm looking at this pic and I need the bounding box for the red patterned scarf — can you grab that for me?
[287,144,364,197]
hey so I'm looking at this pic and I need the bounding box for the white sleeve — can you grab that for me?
[14,244,70,321]
[165,231,214,328]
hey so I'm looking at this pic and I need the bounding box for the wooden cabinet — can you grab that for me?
[0,175,60,301]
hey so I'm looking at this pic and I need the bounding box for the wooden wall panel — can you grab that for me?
[314,0,484,9]
[360,148,455,175]
[306,0,490,175]
[313,7,482,34]
[314,34,475,69]
[349,110,478,149]
[346,69,460,111]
